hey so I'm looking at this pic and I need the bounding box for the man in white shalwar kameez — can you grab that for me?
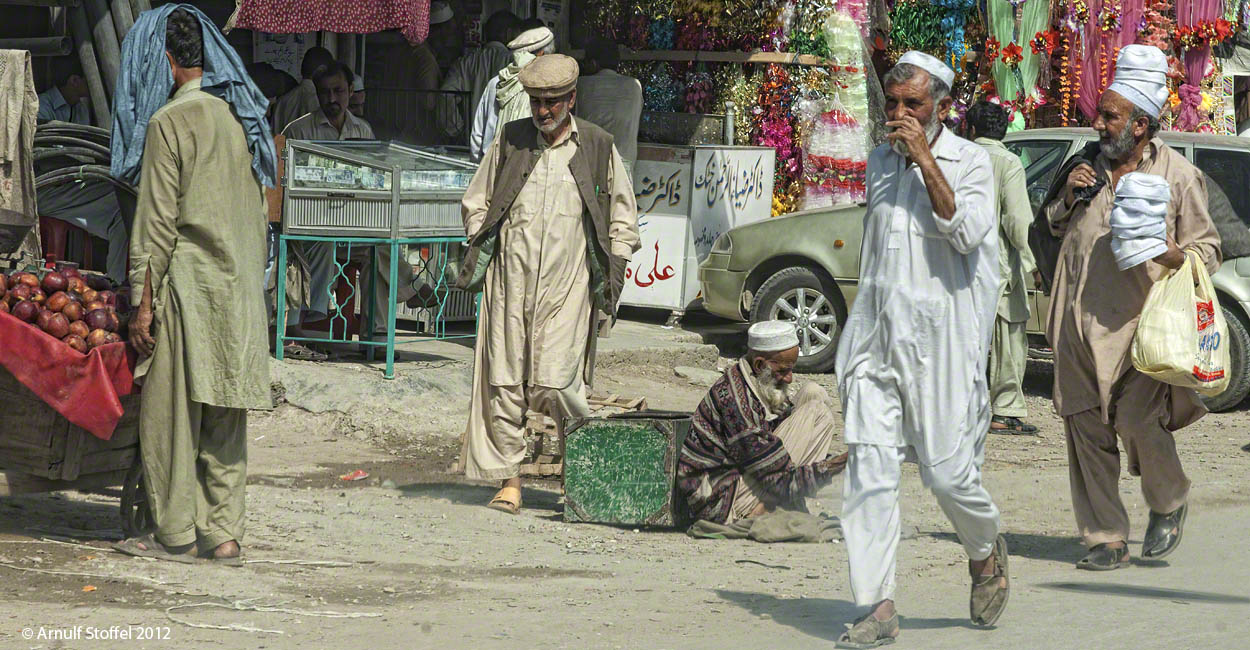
[835,52,1009,648]
[456,54,639,514]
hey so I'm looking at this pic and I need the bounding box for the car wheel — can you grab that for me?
[749,266,845,374]
[1202,305,1250,412]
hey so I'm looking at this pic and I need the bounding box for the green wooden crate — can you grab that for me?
[563,411,692,527]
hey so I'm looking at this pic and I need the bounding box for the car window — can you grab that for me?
[1194,147,1250,227]
[1005,139,1071,213]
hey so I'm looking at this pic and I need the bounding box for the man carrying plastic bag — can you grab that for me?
[1042,45,1221,571]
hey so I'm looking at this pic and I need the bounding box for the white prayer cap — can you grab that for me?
[1106,44,1170,118]
[429,1,454,25]
[1110,172,1170,270]
[896,50,955,90]
[747,321,800,353]
[352,74,364,93]
[508,26,555,53]
[1115,172,1171,202]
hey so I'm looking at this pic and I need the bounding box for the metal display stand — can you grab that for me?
[274,234,473,380]
[274,139,479,379]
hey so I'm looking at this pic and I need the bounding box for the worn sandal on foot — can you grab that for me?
[487,486,522,515]
[1076,543,1129,571]
[112,533,197,564]
[970,535,1010,627]
[1142,504,1187,559]
[989,416,1039,435]
[837,613,899,649]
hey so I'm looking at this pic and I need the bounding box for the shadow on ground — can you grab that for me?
[1039,581,1250,604]
[0,494,124,540]
[715,590,980,643]
[926,531,1084,565]
[397,481,563,512]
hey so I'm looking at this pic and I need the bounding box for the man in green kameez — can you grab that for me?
[113,8,269,564]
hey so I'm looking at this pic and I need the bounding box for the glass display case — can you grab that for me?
[282,140,477,237]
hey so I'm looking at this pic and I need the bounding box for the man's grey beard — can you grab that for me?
[756,365,796,412]
[533,104,571,134]
[891,110,943,157]
[1099,124,1138,160]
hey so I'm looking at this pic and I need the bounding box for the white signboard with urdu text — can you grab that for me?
[689,147,775,260]
[622,156,693,309]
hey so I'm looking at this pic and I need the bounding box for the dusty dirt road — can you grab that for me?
[2,315,1249,649]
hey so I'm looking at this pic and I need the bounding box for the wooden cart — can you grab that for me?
[0,368,150,537]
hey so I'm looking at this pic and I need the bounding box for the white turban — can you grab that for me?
[1110,172,1170,270]
[1106,44,1171,118]
[748,321,799,353]
[897,50,955,89]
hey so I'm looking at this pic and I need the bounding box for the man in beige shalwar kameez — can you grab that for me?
[457,54,639,513]
[114,9,270,564]
[1045,45,1221,570]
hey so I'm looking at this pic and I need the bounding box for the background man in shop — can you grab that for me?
[113,6,272,564]
[281,62,416,352]
[35,59,128,283]
[37,60,91,124]
[966,100,1038,435]
[1043,44,1220,570]
[836,51,1008,647]
[469,22,555,161]
[270,45,333,132]
[437,9,519,142]
[457,54,639,514]
[575,37,642,178]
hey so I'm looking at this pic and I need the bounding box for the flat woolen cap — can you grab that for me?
[508,26,554,53]
[520,54,579,98]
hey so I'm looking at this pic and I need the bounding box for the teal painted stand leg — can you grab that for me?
[270,234,475,380]
[386,240,399,379]
[275,234,287,361]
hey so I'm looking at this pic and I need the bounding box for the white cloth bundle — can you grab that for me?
[1110,172,1170,270]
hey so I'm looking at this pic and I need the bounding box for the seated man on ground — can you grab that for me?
[677,321,847,524]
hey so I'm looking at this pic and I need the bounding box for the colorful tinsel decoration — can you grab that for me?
[753,64,800,215]
[1097,2,1122,34]
[643,63,683,112]
[685,66,714,113]
[648,17,677,50]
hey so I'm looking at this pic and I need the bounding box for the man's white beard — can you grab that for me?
[1099,124,1138,160]
[533,104,571,135]
[756,366,796,412]
[891,111,943,157]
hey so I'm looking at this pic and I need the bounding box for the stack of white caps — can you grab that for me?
[1110,172,1170,270]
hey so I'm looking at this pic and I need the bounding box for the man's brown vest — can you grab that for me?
[455,116,626,314]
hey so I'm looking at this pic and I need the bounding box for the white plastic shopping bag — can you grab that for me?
[1131,250,1230,395]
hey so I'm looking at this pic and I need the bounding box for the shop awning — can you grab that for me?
[229,0,430,45]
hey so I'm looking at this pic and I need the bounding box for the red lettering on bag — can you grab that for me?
[1193,366,1225,382]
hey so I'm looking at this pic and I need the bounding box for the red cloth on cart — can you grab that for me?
[0,311,136,440]
[231,0,430,46]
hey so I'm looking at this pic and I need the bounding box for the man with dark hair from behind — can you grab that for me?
[437,9,520,140]
[114,7,270,565]
[270,44,334,132]
[965,100,1039,436]
[575,37,642,177]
